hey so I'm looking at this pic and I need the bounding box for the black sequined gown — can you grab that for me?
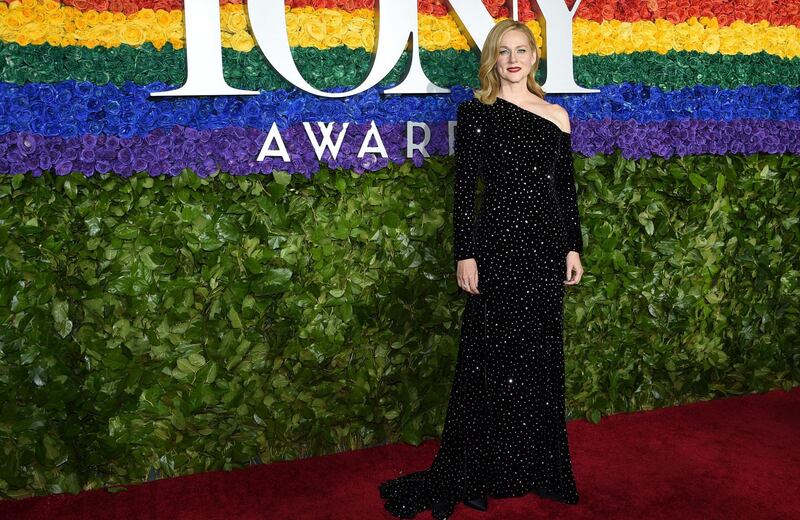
[379,96,583,519]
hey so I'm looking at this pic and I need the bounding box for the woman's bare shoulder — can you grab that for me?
[549,104,571,133]
[523,97,571,133]
[533,99,571,133]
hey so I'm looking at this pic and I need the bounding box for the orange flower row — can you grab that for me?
[6,0,799,27]
[5,0,799,58]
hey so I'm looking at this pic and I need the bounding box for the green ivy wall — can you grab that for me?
[1,152,798,497]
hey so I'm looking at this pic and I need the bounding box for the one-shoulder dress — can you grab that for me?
[379,96,584,519]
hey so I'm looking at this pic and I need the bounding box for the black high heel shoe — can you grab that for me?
[463,496,488,511]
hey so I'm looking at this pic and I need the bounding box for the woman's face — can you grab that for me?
[494,29,536,85]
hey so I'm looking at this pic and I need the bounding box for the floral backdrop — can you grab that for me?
[1,0,799,177]
[0,0,799,500]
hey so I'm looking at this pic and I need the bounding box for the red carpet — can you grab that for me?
[2,387,799,519]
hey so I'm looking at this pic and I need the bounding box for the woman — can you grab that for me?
[379,19,584,519]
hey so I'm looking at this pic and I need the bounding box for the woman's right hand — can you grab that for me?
[457,258,480,295]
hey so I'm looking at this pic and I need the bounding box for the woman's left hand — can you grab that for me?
[564,251,583,285]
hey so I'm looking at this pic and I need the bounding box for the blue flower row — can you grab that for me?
[0,81,798,138]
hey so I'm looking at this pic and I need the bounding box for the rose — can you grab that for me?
[16,133,39,154]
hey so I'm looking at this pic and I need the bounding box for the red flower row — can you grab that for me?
[10,0,800,28]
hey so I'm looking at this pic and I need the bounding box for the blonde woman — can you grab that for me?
[380,19,583,519]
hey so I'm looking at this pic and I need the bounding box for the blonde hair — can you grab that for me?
[473,19,545,103]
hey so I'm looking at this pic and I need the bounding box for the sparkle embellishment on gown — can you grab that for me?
[379,96,583,519]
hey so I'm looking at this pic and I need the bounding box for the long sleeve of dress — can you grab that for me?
[453,100,485,263]
[552,130,584,255]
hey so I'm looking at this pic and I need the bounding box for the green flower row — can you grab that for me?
[2,42,798,90]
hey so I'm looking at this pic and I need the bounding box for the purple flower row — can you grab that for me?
[572,118,800,159]
[1,119,798,177]
[0,123,452,177]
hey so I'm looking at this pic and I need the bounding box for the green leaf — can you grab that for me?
[229,308,243,329]
[273,171,291,186]
[11,174,24,189]
[688,173,707,188]
[188,353,206,367]
[715,173,725,192]
[63,179,78,200]
[205,362,219,384]
[85,216,102,236]
[171,410,186,430]
[340,302,353,321]
[200,235,223,251]
[50,299,73,338]
[177,358,197,374]
[383,211,401,229]
[216,216,242,242]
[113,224,139,240]
[271,374,289,388]
[257,268,293,295]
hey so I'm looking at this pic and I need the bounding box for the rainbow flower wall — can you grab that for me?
[2,0,799,177]
[1,0,800,499]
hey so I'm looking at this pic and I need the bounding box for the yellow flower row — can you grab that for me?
[1,0,798,58]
